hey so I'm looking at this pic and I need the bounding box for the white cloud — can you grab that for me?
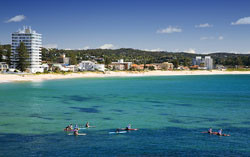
[99,44,115,49]
[185,48,196,54]
[65,48,72,50]
[5,15,26,23]
[43,44,58,49]
[83,46,90,50]
[200,36,214,40]
[218,36,224,40]
[143,48,164,52]
[157,26,182,34]
[195,23,213,28]
[231,16,250,25]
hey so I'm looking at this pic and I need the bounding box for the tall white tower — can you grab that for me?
[205,56,213,70]
[11,26,43,73]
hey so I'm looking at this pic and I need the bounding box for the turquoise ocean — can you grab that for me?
[0,75,250,156]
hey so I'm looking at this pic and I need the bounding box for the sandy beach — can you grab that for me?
[1,70,250,83]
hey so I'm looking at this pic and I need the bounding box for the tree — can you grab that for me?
[104,56,112,68]
[17,42,29,71]
[0,44,3,62]
[172,59,179,68]
[70,53,77,65]
[6,47,11,65]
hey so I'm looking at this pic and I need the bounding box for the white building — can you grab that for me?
[204,56,213,70]
[192,56,213,70]
[78,61,105,71]
[78,61,95,71]
[110,59,132,70]
[11,26,43,73]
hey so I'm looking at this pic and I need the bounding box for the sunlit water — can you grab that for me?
[0,75,250,156]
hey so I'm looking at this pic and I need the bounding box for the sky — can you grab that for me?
[0,0,250,54]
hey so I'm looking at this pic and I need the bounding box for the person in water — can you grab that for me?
[217,129,222,136]
[208,128,212,134]
[65,124,73,131]
[116,128,121,133]
[74,129,79,136]
[85,122,90,128]
[74,124,78,130]
[126,124,131,130]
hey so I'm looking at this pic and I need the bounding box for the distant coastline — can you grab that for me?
[1,70,250,84]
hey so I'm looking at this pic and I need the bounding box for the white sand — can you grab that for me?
[1,70,250,83]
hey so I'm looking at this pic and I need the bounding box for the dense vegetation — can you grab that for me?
[1,44,250,68]
[41,48,250,67]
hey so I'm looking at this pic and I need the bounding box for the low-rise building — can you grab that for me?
[0,62,9,72]
[51,64,69,72]
[78,61,95,71]
[110,59,132,70]
[159,62,174,70]
[78,61,105,71]
[57,54,70,65]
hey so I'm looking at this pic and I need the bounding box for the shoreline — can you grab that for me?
[1,70,250,83]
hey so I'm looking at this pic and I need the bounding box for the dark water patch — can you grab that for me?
[147,100,163,104]
[168,119,184,124]
[65,118,72,121]
[153,104,164,107]
[70,107,99,113]
[172,103,192,107]
[29,114,54,120]
[103,117,112,120]
[92,105,100,108]
[50,95,98,104]
[1,127,250,156]
[178,115,220,122]
[160,113,168,116]
[0,123,11,126]
[242,121,250,125]
[68,95,92,102]
[64,112,71,115]
[215,123,233,128]
[110,109,123,113]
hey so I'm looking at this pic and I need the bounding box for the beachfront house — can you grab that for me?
[0,62,9,72]
[78,61,105,72]
[110,59,132,70]
[78,61,95,71]
[51,64,69,72]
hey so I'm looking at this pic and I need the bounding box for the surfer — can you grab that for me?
[85,122,90,128]
[74,124,78,130]
[217,129,222,136]
[74,129,79,136]
[64,124,73,131]
[125,124,131,130]
[208,127,212,134]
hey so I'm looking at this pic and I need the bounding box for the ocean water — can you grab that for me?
[0,75,250,156]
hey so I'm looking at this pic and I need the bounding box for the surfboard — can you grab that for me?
[109,131,127,134]
[68,133,87,136]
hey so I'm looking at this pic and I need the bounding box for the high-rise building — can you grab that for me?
[192,56,202,66]
[11,26,43,73]
[204,56,213,70]
[192,56,213,70]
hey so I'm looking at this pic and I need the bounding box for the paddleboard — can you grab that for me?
[68,133,86,136]
[109,131,127,134]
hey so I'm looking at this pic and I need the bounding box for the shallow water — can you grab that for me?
[0,75,250,156]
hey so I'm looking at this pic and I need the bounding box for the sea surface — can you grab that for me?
[0,75,250,156]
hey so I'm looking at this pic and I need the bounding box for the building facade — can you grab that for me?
[11,26,43,73]
[204,56,213,70]
[110,59,132,70]
[192,56,213,70]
